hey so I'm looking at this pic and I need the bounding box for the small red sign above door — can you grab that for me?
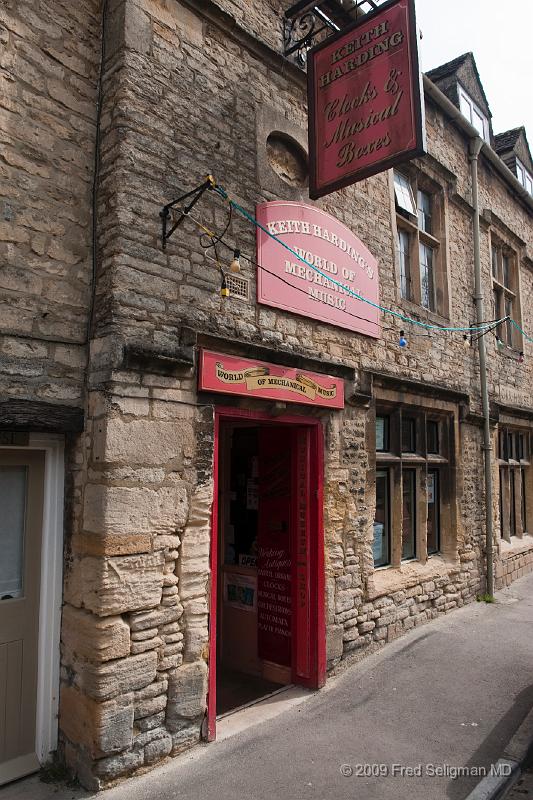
[198,350,344,409]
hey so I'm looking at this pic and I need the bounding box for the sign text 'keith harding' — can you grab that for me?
[265,218,375,311]
[319,20,403,89]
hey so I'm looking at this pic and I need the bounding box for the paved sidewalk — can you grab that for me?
[4,571,533,800]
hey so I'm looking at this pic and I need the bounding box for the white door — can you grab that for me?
[0,450,44,785]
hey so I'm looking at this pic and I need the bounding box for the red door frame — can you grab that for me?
[207,406,326,741]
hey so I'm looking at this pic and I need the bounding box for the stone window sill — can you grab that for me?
[366,555,458,601]
[499,534,533,559]
[398,297,450,327]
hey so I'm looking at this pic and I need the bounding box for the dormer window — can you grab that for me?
[516,157,533,196]
[458,84,489,142]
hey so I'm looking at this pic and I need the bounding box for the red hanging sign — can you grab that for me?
[307,0,425,199]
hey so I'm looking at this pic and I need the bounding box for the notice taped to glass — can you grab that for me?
[307,0,425,199]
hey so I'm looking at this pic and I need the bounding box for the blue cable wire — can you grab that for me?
[215,185,509,336]
[509,318,533,345]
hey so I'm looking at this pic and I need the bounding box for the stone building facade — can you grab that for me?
[1,0,532,790]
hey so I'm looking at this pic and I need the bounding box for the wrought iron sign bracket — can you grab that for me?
[160,175,216,249]
[283,0,379,67]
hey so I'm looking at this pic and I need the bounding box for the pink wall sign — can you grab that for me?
[256,201,380,338]
[198,350,344,409]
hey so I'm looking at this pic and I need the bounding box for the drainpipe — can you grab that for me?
[469,137,494,597]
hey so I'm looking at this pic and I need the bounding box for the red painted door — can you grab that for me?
[257,428,293,667]
[292,427,312,683]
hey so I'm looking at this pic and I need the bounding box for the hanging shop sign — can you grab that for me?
[198,349,345,409]
[307,0,425,199]
[256,201,379,337]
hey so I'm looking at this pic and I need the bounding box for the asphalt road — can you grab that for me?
[5,571,533,800]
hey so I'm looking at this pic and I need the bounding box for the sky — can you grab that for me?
[415,0,533,144]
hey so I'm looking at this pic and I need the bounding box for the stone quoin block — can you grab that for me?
[83,483,189,536]
[70,651,158,701]
[92,417,189,468]
[165,661,208,731]
[61,605,131,663]
[65,552,165,616]
[59,687,134,759]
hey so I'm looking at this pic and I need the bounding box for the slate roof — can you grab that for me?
[426,52,491,117]
[494,127,524,154]
[426,53,470,84]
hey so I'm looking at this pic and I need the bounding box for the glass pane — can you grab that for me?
[499,467,506,538]
[505,298,513,347]
[373,470,390,567]
[459,91,472,120]
[427,421,439,454]
[402,417,416,453]
[494,288,502,320]
[420,243,435,310]
[376,416,389,452]
[499,430,507,460]
[394,171,416,215]
[427,470,440,554]
[502,255,510,287]
[417,190,432,234]
[510,469,517,536]
[491,247,499,280]
[521,469,527,534]
[0,466,27,599]
[398,230,411,299]
[472,107,486,138]
[402,469,416,560]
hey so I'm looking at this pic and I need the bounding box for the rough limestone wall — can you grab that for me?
[495,544,533,590]
[0,0,100,405]
[60,376,213,788]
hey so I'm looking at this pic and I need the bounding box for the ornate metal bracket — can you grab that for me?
[283,1,380,68]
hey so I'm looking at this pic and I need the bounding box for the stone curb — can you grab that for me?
[464,708,533,800]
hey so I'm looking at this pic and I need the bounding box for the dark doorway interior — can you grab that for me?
[216,424,291,715]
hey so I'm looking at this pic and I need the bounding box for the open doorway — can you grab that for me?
[208,409,325,736]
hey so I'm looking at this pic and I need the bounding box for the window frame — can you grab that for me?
[458,83,490,142]
[491,238,522,351]
[393,170,447,317]
[373,406,451,569]
[373,468,392,569]
[427,468,440,555]
[498,426,531,541]
[516,157,533,196]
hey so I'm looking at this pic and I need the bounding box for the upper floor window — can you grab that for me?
[394,171,416,215]
[458,84,489,142]
[516,158,533,196]
[491,240,521,349]
[393,171,447,315]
